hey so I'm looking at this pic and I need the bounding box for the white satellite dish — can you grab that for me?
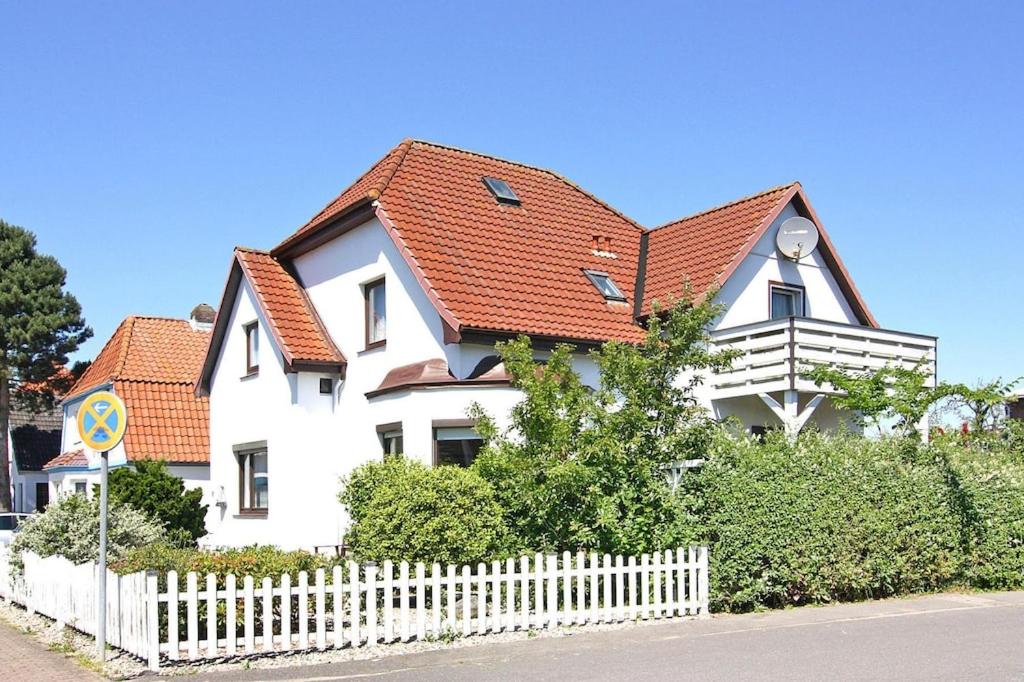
[776,217,819,260]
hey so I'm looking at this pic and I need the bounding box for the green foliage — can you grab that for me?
[806,360,954,437]
[678,430,1024,612]
[944,377,1022,432]
[473,295,734,556]
[339,457,509,565]
[104,459,208,547]
[10,494,165,572]
[0,219,92,510]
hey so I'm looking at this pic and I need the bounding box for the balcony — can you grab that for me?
[709,317,937,400]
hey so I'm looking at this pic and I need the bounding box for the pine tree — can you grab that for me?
[1,219,91,511]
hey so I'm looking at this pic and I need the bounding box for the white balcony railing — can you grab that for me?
[709,317,937,400]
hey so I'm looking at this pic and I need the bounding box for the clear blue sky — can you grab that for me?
[2,1,1021,386]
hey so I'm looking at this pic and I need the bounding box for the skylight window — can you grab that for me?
[482,176,520,205]
[584,270,626,302]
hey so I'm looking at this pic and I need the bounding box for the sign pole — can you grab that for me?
[97,448,108,660]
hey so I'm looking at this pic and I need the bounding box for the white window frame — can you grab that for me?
[769,283,805,320]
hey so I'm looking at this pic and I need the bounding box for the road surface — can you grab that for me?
[206,591,1024,681]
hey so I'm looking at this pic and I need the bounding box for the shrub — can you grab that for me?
[104,459,208,546]
[339,457,508,565]
[10,494,165,572]
[678,429,1024,612]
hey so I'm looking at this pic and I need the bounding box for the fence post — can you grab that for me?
[698,546,710,618]
[146,570,160,671]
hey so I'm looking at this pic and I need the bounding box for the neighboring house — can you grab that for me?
[196,139,937,550]
[50,308,215,523]
[7,405,62,512]
[1008,392,1024,421]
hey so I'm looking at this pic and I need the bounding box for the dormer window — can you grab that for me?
[482,177,520,205]
[584,270,626,302]
[244,321,259,374]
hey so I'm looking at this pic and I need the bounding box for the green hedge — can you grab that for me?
[678,430,1024,612]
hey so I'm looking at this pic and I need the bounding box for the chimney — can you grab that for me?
[190,303,216,332]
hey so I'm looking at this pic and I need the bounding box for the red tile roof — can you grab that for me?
[65,316,211,464]
[235,248,345,367]
[44,448,87,470]
[276,140,647,344]
[643,183,799,314]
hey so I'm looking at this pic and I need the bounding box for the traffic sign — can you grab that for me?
[76,391,127,452]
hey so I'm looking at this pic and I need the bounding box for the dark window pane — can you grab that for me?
[436,438,482,467]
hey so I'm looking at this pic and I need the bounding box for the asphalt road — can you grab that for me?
[205,591,1024,681]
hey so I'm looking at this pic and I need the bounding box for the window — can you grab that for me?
[244,321,260,374]
[74,481,87,496]
[319,377,333,395]
[364,278,386,349]
[584,270,626,302]
[482,176,520,205]
[769,283,805,320]
[35,482,49,511]
[433,421,483,467]
[237,447,268,514]
[377,423,403,458]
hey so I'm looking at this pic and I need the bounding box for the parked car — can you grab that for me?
[0,513,31,546]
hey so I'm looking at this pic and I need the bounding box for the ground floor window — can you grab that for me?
[35,482,49,511]
[377,422,404,458]
[236,445,268,514]
[433,421,483,467]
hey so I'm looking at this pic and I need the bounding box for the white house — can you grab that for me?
[196,139,937,550]
[48,309,215,516]
[6,405,62,513]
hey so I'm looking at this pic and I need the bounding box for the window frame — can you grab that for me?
[376,422,404,459]
[73,480,87,496]
[768,281,806,320]
[243,321,260,375]
[432,419,483,468]
[583,269,627,302]
[319,377,333,395]
[482,176,521,205]
[364,277,387,350]
[235,442,269,516]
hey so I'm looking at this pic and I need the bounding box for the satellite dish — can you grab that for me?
[776,217,819,260]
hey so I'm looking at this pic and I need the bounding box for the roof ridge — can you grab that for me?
[113,316,136,379]
[408,139,647,232]
[234,245,270,255]
[651,181,800,232]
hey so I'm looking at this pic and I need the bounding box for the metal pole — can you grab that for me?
[97,449,108,660]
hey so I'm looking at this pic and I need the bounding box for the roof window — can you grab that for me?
[482,177,520,205]
[584,270,626,302]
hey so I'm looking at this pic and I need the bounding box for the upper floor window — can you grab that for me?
[377,422,403,458]
[244,321,259,374]
[365,278,386,349]
[238,446,268,514]
[770,283,805,320]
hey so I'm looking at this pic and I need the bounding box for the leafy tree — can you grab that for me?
[10,493,164,572]
[945,377,1022,433]
[104,459,208,546]
[806,360,955,438]
[0,219,92,511]
[472,294,737,556]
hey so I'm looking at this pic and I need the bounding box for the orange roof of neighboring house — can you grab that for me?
[66,316,211,464]
[44,448,87,470]
[275,139,648,345]
[234,248,345,366]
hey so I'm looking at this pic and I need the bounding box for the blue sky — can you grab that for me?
[1,1,1021,386]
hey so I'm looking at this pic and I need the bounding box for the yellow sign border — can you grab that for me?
[76,390,128,452]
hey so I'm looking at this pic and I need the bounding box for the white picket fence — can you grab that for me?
[0,549,153,661]
[0,546,709,671]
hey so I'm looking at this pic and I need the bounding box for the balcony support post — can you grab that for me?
[758,391,826,441]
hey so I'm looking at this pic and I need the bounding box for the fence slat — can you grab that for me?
[225,574,237,656]
[445,564,456,633]
[167,570,179,660]
[399,562,410,642]
[476,563,487,635]
[261,576,273,652]
[505,557,516,631]
[281,573,292,651]
[534,553,544,628]
[575,551,585,624]
[186,572,199,660]
[589,553,599,624]
[243,575,255,654]
[697,546,709,616]
[687,546,697,616]
[365,563,378,646]
[676,548,686,616]
[297,571,308,650]
[415,562,426,641]
[431,563,442,636]
[315,568,326,650]
[653,551,663,619]
[561,551,572,627]
[602,554,613,623]
[461,565,472,637]
[546,555,558,629]
[663,550,674,617]
[348,561,360,647]
[206,574,217,658]
[146,571,159,671]
[383,561,394,644]
[491,560,502,633]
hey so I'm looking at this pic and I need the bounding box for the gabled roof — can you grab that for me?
[275,140,647,345]
[643,182,877,327]
[66,316,212,464]
[9,406,62,472]
[197,248,346,395]
[44,448,86,470]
